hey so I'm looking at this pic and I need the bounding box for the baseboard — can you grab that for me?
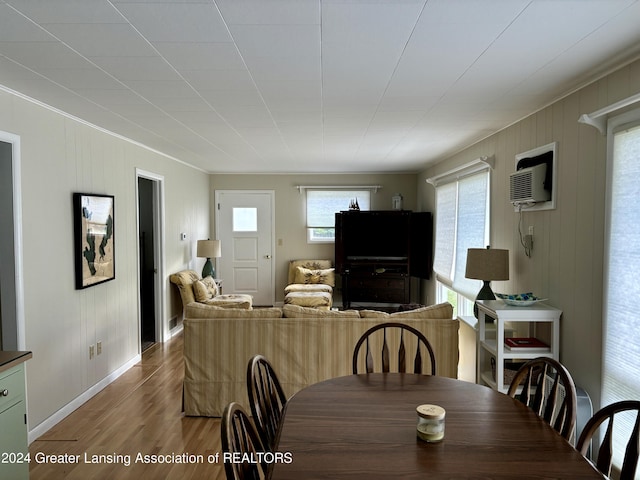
[28,353,141,444]
[169,322,183,338]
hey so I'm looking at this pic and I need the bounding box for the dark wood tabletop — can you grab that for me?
[271,373,604,479]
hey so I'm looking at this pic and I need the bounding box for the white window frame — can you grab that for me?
[601,107,640,473]
[305,189,371,243]
[427,157,492,309]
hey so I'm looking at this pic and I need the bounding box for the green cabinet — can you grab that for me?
[0,354,31,480]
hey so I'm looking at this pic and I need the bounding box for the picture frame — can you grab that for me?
[73,193,115,289]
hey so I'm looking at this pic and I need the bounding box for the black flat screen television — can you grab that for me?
[338,211,410,261]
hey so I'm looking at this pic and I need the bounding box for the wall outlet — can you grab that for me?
[524,234,534,251]
[89,344,95,359]
[97,341,102,355]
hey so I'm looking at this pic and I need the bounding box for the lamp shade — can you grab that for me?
[197,239,221,259]
[465,247,509,281]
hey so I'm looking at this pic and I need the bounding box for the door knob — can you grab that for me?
[264,255,272,259]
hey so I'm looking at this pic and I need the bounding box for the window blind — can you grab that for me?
[306,190,370,228]
[602,120,640,469]
[433,169,489,300]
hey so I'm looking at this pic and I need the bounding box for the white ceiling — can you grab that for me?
[1,0,640,174]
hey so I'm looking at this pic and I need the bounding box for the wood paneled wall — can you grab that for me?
[0,91,211,437]
[419,57,640,410]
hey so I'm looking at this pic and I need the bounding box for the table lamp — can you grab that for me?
[197,239,221,279]
[465,246,509,319]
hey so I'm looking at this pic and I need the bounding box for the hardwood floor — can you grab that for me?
[29,333,226,480]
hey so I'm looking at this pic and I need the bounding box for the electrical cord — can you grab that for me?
[517,204,532,257]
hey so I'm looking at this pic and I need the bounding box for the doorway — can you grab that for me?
[138,177,156,351]
[215,190,275,306]
[136,170,165,352]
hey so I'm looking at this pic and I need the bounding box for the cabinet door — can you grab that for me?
[410,212,432,279]
[0,400,29,479]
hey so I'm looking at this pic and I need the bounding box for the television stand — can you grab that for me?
[341,260,410,309]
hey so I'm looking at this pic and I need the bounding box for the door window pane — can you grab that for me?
[233,208,257,232]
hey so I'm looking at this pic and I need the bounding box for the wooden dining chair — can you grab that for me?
[221,402,269,480]
[507,357,577,442]
[352,322,436,375]
[576,400,640,480]
[247,354,288,450]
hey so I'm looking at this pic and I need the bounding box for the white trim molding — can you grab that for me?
[135,169,167,344]
[0,130,25,351]
[28,354,141,443]
[426,155,494,187]
[579,91,640,135]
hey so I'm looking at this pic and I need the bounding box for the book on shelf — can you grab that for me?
[504,337,550,351]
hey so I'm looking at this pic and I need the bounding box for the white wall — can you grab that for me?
[418,57,640,410]
[0,90,211,437]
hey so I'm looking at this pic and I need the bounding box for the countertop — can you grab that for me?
[0,351,32,374]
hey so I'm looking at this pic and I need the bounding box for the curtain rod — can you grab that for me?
[426,155,494,186]
[296,185,382,193]
[578,91,640,135]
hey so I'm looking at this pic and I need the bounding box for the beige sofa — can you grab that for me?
[182,302,459,417]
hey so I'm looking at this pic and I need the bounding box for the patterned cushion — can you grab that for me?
[193,280,213,302]
[282,304,360,318]
[284,283,333,294]
[284,291,333,310]
[293,266,335,286]
[169,270,200,305]
[203,294,253,310]
[359,309,390,319]
[287,260,334,285]
[201,276,219,297]
[390,302,454,319]
[186,303,279,318]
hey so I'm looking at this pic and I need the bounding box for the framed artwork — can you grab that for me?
[73,193,115,289]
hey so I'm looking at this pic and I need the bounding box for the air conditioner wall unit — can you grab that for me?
[510,163,551,206]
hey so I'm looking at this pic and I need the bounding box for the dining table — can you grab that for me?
[270,373,604,479]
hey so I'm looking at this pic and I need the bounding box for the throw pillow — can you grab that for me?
[193,280,213,302]
[201,276,219,297]
[282,304,360,318]
[293,266,335,285]
[390,302,453,319]
[359,309,390,319]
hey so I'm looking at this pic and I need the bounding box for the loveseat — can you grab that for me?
[170,269,253,309]
[182,302,459,416]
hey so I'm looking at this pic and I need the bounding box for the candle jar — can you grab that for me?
[416,404,445,443]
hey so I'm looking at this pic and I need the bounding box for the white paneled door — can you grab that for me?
[215,191,274,306]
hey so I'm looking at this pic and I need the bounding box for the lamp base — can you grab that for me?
[202,258,215,279]
[473,280,496,322]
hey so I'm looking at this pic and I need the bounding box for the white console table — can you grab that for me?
[476,300,561,393]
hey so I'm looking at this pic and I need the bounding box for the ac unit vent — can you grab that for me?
[510,163,551,205]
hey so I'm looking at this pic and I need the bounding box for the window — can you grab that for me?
[306,189,370,243]
[602,110,640,470]
[437,283,474,318]
[233,207,257,232]
[429,161,491,306]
